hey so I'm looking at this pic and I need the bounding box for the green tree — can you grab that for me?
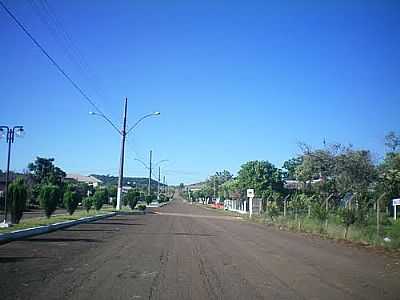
[282,157,303,180]
[63,190,79,215]
[82,197,93,212]
[311,201,329,233]
[335,149,376,196]
[126,189,140,209]
[339,208,356,239]
[288,193,312,230]
[385,131,400,153]
[28,157,66,185]
[237,160,283,197]
[8,178,28,224]
[93,190,106,210]
[108,186,117,207]
[28,157,66,205]
[378,152,400,201]
[39,184,60,218]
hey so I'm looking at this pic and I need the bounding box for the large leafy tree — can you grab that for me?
[205,170,233,198]
[378,152,400,200]
[335,149,376,196]
[28,157,66,185]
[28,157,66,205]
[282,157,303,180]
[236,160,283,197]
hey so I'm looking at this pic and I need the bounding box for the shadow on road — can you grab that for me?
[92,222,145,226]
[132,232,216,237]
[22,238,102,243]
[0,256,48,263]
[61,228,120,232]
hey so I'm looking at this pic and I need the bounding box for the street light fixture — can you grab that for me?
[89,98,160,210]
[0,125,24,227]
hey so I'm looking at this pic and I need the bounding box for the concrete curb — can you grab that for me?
[116,210,146,215]
[0,212,117,244]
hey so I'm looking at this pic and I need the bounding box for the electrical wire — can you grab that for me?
[34,0,112,104]
[0,0,118,131]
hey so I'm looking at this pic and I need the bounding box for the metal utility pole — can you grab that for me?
[116,98,128,210]
[148,150,152,196]
[157,166,161,200]
[0,126,24,227]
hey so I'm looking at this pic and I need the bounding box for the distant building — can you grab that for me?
[284,178,323,190]
[65,174,102,187]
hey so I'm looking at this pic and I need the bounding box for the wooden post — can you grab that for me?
[376,193,386,241]
[283,195,289,217]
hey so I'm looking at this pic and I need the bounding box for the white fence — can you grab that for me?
[224,198,262,215]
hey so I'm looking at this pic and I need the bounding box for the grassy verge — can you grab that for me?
[0,210,111,234]
[247,213,400,250]
[193,203,400,251]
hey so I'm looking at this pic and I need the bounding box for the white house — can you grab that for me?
[65,174,102,188]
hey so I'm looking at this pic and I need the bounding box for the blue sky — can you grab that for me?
[0,0,399,184]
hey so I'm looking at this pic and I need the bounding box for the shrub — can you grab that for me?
[268,201,280,221]
[126,189,140,210]
[82,197,93,212]
[312,202,329,233]
[94,189,108,205]
[145,195,154,205]
[137,204,146,211]
[8,178,28,224]
[63,190,79,215]
[39,184,60,218]
[93,192,104,210]
[339,208,356,239]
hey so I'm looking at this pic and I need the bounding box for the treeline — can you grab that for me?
[1,157,173,224]
[188,132,400,246]
[91,174,162,189]
[1,157,113,223]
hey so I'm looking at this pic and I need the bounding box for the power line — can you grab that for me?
[33,0,112,104]
[0,0,118,130]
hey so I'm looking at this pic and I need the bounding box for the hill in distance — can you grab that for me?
[91,174,165,189]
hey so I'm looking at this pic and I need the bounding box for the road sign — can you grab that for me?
[247,189,254,198]
[393,199,400,220]
[392,199,400,206]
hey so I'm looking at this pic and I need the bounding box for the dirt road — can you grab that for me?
[1,197,399,299]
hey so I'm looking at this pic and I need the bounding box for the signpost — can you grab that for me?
[247,189,254,217]
[393,199,400,220]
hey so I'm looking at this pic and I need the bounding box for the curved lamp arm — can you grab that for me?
[126,112,160,135]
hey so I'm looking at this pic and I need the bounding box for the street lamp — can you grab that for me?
[133,157,168,199]
[90,98,160,210]
[0,125,24,227]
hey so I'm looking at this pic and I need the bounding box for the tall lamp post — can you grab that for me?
[90,98,160,210]
[133,156,167,199]
[0,125,24,227]
[133,156,167,198]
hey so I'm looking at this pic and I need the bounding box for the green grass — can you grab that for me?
[0,209,111,234]
[247,212,400,250]
[226,207,399,250]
